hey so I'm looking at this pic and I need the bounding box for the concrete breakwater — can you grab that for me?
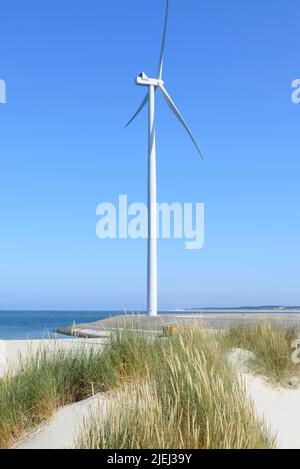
[56,312,300,339]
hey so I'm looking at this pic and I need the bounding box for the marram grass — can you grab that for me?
[0,334,154,448]
[77,325,274,449]
[223,321,300,383]
[0,324,278,449]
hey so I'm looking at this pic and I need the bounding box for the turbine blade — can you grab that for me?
[157,0,170,80]
[159,84,204,159]
[125,94,149,128]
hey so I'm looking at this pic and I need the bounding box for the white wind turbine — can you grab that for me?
[126,0,203,317]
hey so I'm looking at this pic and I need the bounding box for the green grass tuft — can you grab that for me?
[78,325,274,449]
[223,321,300,383]
[0,333,152,448]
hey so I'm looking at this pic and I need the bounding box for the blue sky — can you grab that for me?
[0,0,299,310]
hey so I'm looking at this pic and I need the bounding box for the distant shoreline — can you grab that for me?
[166,308,300,314]
[1,306,300,313]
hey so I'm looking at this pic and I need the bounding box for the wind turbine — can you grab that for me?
[126,0,203,317]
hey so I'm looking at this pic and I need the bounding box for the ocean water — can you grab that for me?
[0,310,123,340]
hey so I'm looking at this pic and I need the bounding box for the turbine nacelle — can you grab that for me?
[136,73,164,87]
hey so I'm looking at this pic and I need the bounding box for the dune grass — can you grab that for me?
[0,325,278,449]
[78,325,274,449]
[0,334,155,448]
[223,322,300,383]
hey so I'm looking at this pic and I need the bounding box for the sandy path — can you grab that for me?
[228,348,300,449]
[15,394,108,449]
[243,373,300,449]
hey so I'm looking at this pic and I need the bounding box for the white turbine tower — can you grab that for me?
[126,0,203,317]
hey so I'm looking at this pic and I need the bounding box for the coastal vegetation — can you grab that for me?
[0,336,153,448]
[223,322,300,384]
[77,325,273,449]
[1,323,292,448]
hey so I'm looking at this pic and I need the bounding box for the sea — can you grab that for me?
[1,308,299,340]
[0,310,123,340]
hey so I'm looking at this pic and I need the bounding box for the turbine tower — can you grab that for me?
[126,0,203,317]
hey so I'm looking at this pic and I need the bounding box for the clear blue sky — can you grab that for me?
[0,0,299,310]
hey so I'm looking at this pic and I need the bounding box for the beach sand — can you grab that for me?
[0,338,108,377]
